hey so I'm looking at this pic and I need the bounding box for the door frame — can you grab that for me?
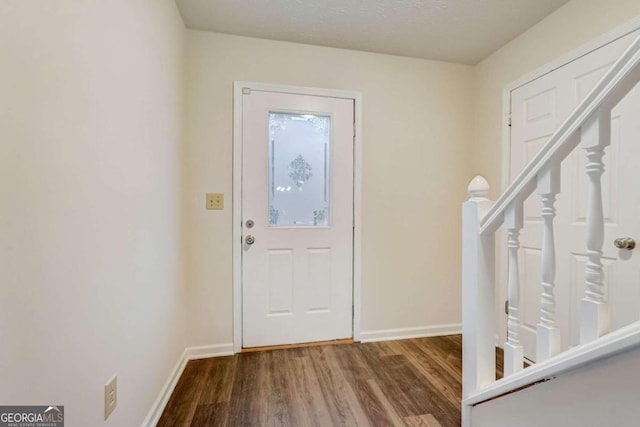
[232,81,363,353]
[497,16,640,347]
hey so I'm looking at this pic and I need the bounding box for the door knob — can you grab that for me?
[614,237,636,250]
[245,235,256,245]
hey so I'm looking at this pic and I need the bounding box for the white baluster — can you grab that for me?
[462,176,495,401]
[536,162,561,362]
[504,202,524,376]
[580,109,611,343]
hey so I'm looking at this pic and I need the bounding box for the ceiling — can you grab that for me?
[175,0,570,65]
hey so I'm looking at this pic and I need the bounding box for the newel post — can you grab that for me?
[462,176,496,399]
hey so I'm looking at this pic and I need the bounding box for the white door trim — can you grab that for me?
[496,15,640,346]
[232,81,363,353]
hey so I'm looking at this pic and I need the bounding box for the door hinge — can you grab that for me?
[504,300,509,315]
[242,87,251,95]
[508,115,512,127]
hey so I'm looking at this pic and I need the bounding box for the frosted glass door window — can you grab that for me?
[268,112,331,227]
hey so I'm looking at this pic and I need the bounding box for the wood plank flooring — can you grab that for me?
[158,335,495,426]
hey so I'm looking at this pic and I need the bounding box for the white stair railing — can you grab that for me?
[462,32,640,420]
[581,109,611,343]
[503,201,523,376]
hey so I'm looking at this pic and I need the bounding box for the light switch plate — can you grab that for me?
[206,193,224,210]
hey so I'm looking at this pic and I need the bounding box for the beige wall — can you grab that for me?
[473,0,640,198]
[185,31,474,346]
[0,1,187,425]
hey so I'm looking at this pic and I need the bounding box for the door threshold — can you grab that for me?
[242,338,354,353]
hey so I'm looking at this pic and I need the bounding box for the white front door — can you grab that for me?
[241,88,354,348]
[510,30,640,361]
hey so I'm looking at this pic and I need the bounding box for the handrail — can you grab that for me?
[463,320,640,407]
[479,33,640,235]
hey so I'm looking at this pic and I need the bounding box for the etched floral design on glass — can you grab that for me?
[268,112,330,227]
[288,154,313,188]
[269,205,280,226]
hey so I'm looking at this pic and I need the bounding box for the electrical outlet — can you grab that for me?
[206,193,224,210]
[104,376,117,420]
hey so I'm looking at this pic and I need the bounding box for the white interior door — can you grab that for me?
[241,89,354,348]
[510,30,640,361]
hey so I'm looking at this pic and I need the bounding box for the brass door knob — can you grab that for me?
[614,237,636,250]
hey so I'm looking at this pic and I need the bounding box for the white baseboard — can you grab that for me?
[141,343,234,427]
[186,343,235,360]
[141,348,189,427]
[359,323,461,343]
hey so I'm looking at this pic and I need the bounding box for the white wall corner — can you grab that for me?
[141,343,235,426]
[359,323,462,343]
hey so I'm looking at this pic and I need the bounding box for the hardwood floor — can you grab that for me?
[158,335,483,426]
